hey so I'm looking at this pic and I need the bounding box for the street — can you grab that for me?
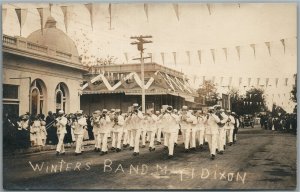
[3,125,297,190]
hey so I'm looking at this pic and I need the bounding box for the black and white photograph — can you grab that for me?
[2,2,297,190]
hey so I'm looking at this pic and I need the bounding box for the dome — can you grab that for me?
[27,16,79,60]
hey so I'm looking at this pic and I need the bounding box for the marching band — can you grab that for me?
[16,103,241,160]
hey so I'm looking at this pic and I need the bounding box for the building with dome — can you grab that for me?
[3,16,88,116]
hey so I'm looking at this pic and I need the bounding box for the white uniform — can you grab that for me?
[179,112,193,150]
[122,115,130,146]
[218,112,228,151]
[30,120,42,146]
[147,114,158,149]
[227,115,235,144]
[129,111,144,153]
[197,115,206,146]
[111,114,124,150]
[73,116,87,154]
[187,114,198,149]
[173,113,180,144]
[156,115,163,143]
[99,115,111,152]
[162,112,179,156]
[91,116,101,150]
[204,113,220,156]
[55,116,68,153]
[141,117,148,147]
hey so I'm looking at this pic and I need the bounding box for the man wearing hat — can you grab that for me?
[172,109,180,146]
[232,112,239,144]
[161,105,179,158]
[196,110,206,150]
[72,110,87,155]
[99,109,111,155]
[145,108,158,152]
[188,110,198,151]
[91,110,101,152]
[179,106,194,152]
[111,109,124,152]
[226,110,236,146]
[155,110,163,144]
[54,110,68,156]
[128,103,144,156]
[214,106,228,154]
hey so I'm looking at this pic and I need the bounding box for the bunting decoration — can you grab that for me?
[186,51,190,65]
[248,78,251,86]
[212,76,215,84]
[236,46,240,60]
[210,49,215,64]
[229,77,232,86]
[280,39,285,54]
[220,77,224,86]
[108,3,112,30]
[239,77,242,86]
[15,8,28,36]
[49,3,53,15]
[203,76,205,84]
[144,4,149,22]
[173,4,179,21]
[256,78,260,86]
[161,52,165,65]
[223,48,227,61]
[285,78,288,86]
[124,52,128,63]
[265,42,271,56]
[275,78,279,87]
[3,8,7,23]
[36,8,44,34]
[250,44,256,57]
[85,3,94,30]
[60,6,68,33]
[172,52,177,65]
[197,50,202,64]
[207,4,212,15]
[266,78,269,87]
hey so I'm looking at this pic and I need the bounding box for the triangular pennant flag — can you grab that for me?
[212,76,215,84]
[236,46,240,60]
[108,3,112,30]
[3,8,7,23]
[220,77,224,86]
[280,39,285,54]
[49,3,53,15]
[37,8,44,34]
[278,94,280,98]
[144,4,149,22]
[173,4,179,21]
[207,4,212,15]
[210,49,215,64]
[275,78,279,87]
[124,52,128,63]
[239,77,242,86]
[15,8,28,36]
[285,78,288,86]
[257,78,260,86]
[203,76,205,84]
[223,48,227,61]
[161,52,165,65]
[248,78,251,86]
[266,78,269,87]
[265,42,271,56]
[186,51,190,65]
[172,52,177,65]
[60,6,68,33]
[85,4,94,30]
[228,77,232,86]
[197,50,202,64]
[250,44,256,58]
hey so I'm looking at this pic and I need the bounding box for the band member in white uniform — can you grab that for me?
[214,105,228,154]
[111,109,124,152]
[54,110,68,156]
[91,110,101,152]
[179,106,192,152]
[72,110,87,155]
[155,110,163,145]
[146,109,158,152]
[172,109,180,146]
[99,109,111,155]
[122,113,130,148]
[226,110,235,146]
[188,110,198,151]
[196,110,206,150]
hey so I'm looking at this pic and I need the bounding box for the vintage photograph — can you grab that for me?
[2,2,297,190]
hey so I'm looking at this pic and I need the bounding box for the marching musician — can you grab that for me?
[179,106,192,152]
[196,110,206,150]
[188,110,198,151]
[146,109,158,152]
[214,105,228,155]
[172,109,180,147]
[91,110,101,152]
[54,110,68,156]
[72,110,87,156]
[99,109,111,156]
[122,112,130,148]
[129,103,144,156]
[226,110,235,146]
[111,109,124,152]
[155,110,163,145]
[161,106,179,159]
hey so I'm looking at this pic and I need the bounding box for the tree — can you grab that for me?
[290,74,297,103]
[195,80,219,106]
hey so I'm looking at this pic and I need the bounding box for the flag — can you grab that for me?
[173,4,179,21]
[15,8,28,36]
[275,78,279,87]
[60,6,68,32]
[280,39,285,54]
[203,76,205,84]
[257,78,260,86]
[266,78,269,87]
[186,51,190,65]
[172,52,177,65]
[3,8,7,23]
[239,77,242,86]
[210,49,215,64]
[108,3,112,29]
[207,4,212,15]
[197,50,202,64]
[161,52,165,65]
[223,48,227,61]
[265,42,271,56]
[85,3,94,30]
[248,78,251,86]
[285,78,288,86]
[220,77,223,86]
[250,44,256,57]
[229,77,232,86]
[144,4,149,22]
[212,76,215,84]
[124,52,128,63]
[236,46,240,60]
[37,8,44,34]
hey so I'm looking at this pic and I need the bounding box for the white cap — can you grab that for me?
[102,109,108,113]
[173,109,178,113]
[155,111,160,114]
[58,110,64,114]
[115,109,121,113]
[76,110,83,114]
[111,109,115,112]
[182,106,188,110]
[133,103,139,107]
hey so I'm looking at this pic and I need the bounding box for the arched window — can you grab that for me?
[55,83,69,114]
[30,79,45,115]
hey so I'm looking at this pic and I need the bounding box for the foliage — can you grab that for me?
[195,80,219,106]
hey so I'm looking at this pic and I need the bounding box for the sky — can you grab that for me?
[2,3,297,112]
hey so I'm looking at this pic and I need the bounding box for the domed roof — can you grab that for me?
[27,16,79,59]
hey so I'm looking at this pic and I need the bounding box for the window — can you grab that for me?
[3,84,18,99]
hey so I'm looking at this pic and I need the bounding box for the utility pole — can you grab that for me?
[130,35,153,113]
